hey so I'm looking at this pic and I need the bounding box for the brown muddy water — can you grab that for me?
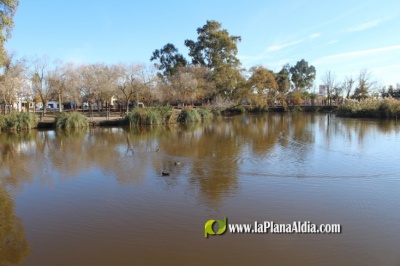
[1,113,400,266]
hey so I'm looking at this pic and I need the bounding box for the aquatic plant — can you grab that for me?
[55,112,89,128]
[337,98,400,118]
[1,112,38,130]
[195,108,213,120]
[125,108,162,125]
[177,108,201,123]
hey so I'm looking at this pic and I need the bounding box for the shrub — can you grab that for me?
[177,108,201,123]
[2,112,38,130]
[55,112,89,129]
[196,108,213,120]
[211,108,221,116]
[157,106,174,124]
[235,106,246,114]
[125,108,162,125]
[337,98,400,118]
[289,105,302,112]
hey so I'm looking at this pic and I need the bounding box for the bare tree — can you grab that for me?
[169,67,198,106]
[0,53,28,113]
[46,61,79,112]
[342,76,355,99]
[321,71,336,106]
[135,64,157,106]
[115,63,145,113]
[353,69,376,100]
[30,55,53,114]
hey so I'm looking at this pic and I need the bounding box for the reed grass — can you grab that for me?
[177,108,201,123]
[126,108,164,125]
[337,98,400,118]
[0,112,38,131]
[55,112,89,129]
[196,108,213,120]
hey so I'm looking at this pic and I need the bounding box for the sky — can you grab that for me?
[6,0,400,87]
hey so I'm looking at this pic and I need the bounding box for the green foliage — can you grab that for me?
[126,108,162,125]
[275,64,290,94]
[55,112,89,129]
[337,98,400,118]
[185,20,241,68]
[211,108,221,116]
[125,107,176,125]
[157,105,174,123]
[124,106,206,125]
[184,20,243,98]
[177,108,201,123]
[0,112,37,130]
[289,105,303,112]
[0,0,19,65]
[196,108,214,120]
[290,59,316,91]
[150,43,187,77]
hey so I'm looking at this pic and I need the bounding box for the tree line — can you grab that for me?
[1,12,399,113]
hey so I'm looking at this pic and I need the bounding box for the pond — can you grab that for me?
[1,113,400,265]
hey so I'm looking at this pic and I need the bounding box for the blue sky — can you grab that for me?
[6,0,400,87]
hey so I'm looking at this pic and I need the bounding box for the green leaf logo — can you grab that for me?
[204,217,227,238]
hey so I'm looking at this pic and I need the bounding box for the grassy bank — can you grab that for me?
[0,112,38,131]
[337,98,400,118]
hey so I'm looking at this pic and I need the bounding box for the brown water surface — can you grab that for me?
[1,113,400,265]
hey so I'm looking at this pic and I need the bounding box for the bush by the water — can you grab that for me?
[125,106,176,125]
[55,112,89,128]
[177,108,201,123]
[289,105,303,112]
[0,112,38,131]
[337,98,400,118]
[196,108,213,120]
[124,107,213,125]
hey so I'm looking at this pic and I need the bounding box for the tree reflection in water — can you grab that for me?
[0,133,33,265]
[0,113,398,264]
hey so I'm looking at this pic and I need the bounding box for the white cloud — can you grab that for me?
[267,39,304,52]
[309,33,320,39]
[348,19,384,32]
[314,45,400,65]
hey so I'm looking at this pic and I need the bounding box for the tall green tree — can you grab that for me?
[290,59,316,92]
[150,43,187,77]
[184,20,241,69]
[0,0,19,65]
[275,64,291,93]
[184,20,243,97]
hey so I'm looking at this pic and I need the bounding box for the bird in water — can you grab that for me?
[174,161,181,166]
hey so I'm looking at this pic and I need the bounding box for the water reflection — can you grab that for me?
[0,114,399,201]
[0,133,33,265]
[0,113,399,265]
[0,187,31,266]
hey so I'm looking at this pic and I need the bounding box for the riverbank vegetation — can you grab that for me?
[124,106,213,125]
[0,112,37,131]
[337,98,400,118]
[55,112,89,129]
